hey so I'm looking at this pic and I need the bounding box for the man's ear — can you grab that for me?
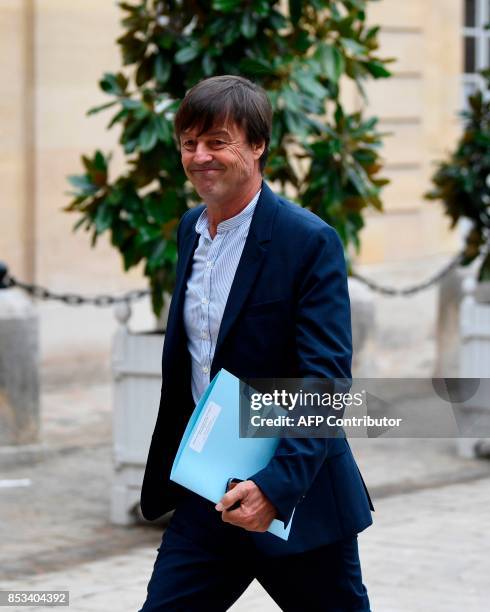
[252,140,266,159]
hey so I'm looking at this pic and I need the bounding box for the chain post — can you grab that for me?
[0,262,11,289]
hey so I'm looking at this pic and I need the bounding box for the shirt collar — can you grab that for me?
[195,189,261,237]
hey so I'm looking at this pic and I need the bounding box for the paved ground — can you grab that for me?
[1,475,489,611]
[1,378,489,611]
[1,255,489,610]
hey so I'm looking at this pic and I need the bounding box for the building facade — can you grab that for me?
[0,1,472,361]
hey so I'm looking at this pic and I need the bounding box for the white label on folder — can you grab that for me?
[189,401,222,453]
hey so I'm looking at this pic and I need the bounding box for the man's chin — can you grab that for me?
[194,182,221,200]
[194,185,213,197]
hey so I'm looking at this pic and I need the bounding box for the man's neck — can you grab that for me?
[206,177,262,239]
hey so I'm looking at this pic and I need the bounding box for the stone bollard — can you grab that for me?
[457,277,490,458]
[0,288,40,445]
[434,266,471,378]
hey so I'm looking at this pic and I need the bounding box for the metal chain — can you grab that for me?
[351,251,464,296]
[0,251,465,305]
[0,264,150,306]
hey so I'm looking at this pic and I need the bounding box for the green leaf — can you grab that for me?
[365,25,380,40]
[93,150,107,172]
[139,122,158,152]
[202,53,216,76]
[134,103,151,120]
[174,45,200,64]
[121,98,142,110]
[123,138,139,154]
[154,115,172,143]
[118,3,140,13]
[117,34,146,65]
[163,241,177,263]
[240,12,257,39]
[94,205,113,234]
[105,188,123,206]
[221,21,241,46]
[315,44,345,84]
[81,151,108,176]
[291,28,311,53]
[156,32,174,50]
[87,101,118,116]
[346,0,367,10]
[136,55,155,86]
[478,252,490,281]
[155,54,171,84]
[67,174,98,194]
[269,10,288,30]
[122,242,144,270]
[110,220,131,248]
[107,108,129,129]
[239,57,272,75]
[280,87,301,112]
[136,225,163,245]
[284,110,308,137]
[346,164,373,199]
[99,72,127,96]
[363,60,391,79]
[330,2,342,21]
[73,214,90,232]
[251,0,271,16]
[145,198,166,224]
[294,70,328,99]
[289,0,302,24]
[341,38,368,57]
[146,239,168,271]
[121,190,142,212]
[212,0,240,12]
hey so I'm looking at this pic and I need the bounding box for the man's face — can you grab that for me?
[179,121,265,204]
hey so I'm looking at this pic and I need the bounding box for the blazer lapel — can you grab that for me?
[164,210,201,347]
[212,182,278,373]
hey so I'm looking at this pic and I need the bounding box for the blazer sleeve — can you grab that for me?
[248,224,353,524]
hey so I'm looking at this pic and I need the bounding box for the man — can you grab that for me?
[139,75,374,611]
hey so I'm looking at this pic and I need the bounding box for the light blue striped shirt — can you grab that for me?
[183,189,261,404]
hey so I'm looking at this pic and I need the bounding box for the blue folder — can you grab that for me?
[170,369,294,540]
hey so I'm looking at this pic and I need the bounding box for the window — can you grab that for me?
[462,0,490,106]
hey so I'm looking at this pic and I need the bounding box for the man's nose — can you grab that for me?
[193,142,213,163]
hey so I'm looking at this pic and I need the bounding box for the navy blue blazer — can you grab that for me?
[140,181,373,555]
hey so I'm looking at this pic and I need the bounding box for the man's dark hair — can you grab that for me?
[174,75,272,173]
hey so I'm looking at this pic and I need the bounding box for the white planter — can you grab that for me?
[457,278,490,458]
[110,303,164,525]
[349,278,376,377]
[434,266,472,377]
[0,288,40,447]
[474,279,490,304]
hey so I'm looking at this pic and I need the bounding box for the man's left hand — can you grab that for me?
[215,480,276,532]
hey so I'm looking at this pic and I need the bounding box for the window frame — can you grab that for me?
[462,0,490,107]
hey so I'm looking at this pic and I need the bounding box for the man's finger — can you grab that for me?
[215,483,245,511]
[221,506,246,525]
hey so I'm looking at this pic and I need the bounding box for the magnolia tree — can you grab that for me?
[427,69,490,282]
[66,0,392,317]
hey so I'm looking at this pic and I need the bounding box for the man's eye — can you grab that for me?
[210,140,226,148]
[182,141,195,149]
